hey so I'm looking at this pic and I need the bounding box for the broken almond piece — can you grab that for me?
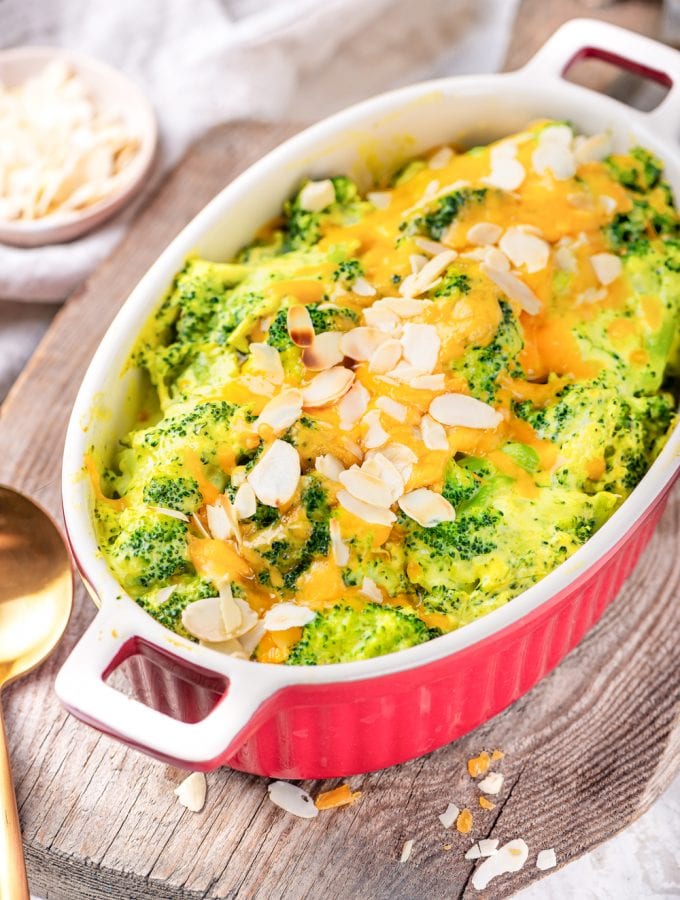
[329,518,349,565]
[480,263,541,315]
[247,439,301,507]
[315,784,362,810]
[359,576,383,603]
[429,393,502,429]
[302,366,355,409]
[478,772,504,794]
[438,802,460,829]
[249,342,284,383]
[472,839,529,891]
[536,848,557,871]
[340,326,388,362]
[298,179,335,212]
[400,323,440,373]
[263,602,316,631]
[400,839,414,863]
[369,338,402,374]
[467,751,491,778]
[174,772,207,813]
[400,249,457,297]
[256,388,303,435]
[590,252,622,286]
[315,453,345,481]
[456,808,473,834]
[421,413,448,450]
[268,781,319,818]
[467,222,502,245]
[233,482,257,520]
[361,409,389,450]
[499,227,550,273]
[376,396,407,422]
[337,489,396,526]
[398,489,455,528]
[287,305,315,347]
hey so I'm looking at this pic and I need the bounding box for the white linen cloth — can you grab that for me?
[0,0,520,399]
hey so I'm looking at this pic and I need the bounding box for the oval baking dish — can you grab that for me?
[57,19,680,778]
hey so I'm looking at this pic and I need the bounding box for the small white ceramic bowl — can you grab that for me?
[0,46,157,248]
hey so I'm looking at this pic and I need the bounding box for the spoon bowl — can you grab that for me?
[0,485,73,899]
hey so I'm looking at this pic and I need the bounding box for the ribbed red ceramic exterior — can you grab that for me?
[117,486,671,779]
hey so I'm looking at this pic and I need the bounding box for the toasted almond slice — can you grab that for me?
[256,388,303,434]
[367,190,392,209]
[174,772,206,813]
[302,366,354,409]
[359,576,383,603]
[369,338,402,374]
[439,802,460,829]
[483,156,525,191]
[478,772,504,795]
[233,482,256,520]
[400,249,456,297]
[302,331,344,371]
[361,452,404,501]
[148,506,190,522]
[337,489,396,526]
[339,464,394,507]
[467,222,502,245]
[398,488,455,527]
[315,453,345,480]
[421,413,448,450]
[574,132,611,164]
[337,382,370,430]
[340,326,388,361]
[181,596,230,642]
[218,581,242,634]
[499,227,550,273]
[247,439,301,507]
[287,305,315,347]
[415,236,449,256]
[480,263,541,315]
[353,276,377,297]
[428,146,454,169]
[363,305,401,333]
[472,839,529,891]
[430,392,502,429]
[400,839,414,863]
[376,396,407,422]
[377,296,428,317]
[249,342,284,384]
[536,848,557,871]
[268,781,319,818]
[329,518,349,565]
[590,252,622,285]
[401,323,440,372]
[263,602,316,631]
[362,409,389,449]
[298,178,335,212]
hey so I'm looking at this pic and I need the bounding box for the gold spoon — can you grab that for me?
[0,486,73,900]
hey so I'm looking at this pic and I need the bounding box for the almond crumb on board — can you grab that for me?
[491,749,505,761]
[456,808,473,834]
[400,839,414,863]
[315,784,362,810]
[479,796,495,810]
[467,751,491,777]
[443,843,454,851]
[537,848,557,870]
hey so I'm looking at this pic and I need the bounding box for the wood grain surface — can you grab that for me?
[0,6,679,897]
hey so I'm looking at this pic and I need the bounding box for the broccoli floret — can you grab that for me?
[283,176,367,249]
[605,200,680,252]
[408,188,487,240]
[137,578,215,637]
[451,300,524,401]
[266,303,358,351]
[142,475,202,513]
[139,401,236,450]
[332,258,363,285]
[605,148,664,193]
[433,270,471,298]
[252,503,279,529]
[286,603,436,665]
[442,458,480,507]
[109,515,190,592]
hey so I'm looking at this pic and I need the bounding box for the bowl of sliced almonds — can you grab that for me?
[0,46,157,247]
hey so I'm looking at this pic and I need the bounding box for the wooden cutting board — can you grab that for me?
[1,6,678,897]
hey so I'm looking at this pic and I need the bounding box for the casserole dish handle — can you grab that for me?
[519,17,680,140]
[55,602,278,769]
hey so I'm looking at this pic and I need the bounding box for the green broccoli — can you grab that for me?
[407,188,487,240]
[108,513,191,593]
[433,270,471,298]
[332,258,364,285]
[283,176,369,249]
[286,603,436,665]
[142,475,202,513]
[138,401,236,451]
[266,303,358,351]
[604,148,664,194]
[137,577,216,638]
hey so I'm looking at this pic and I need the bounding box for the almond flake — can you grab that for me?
[480,263,541,315]
[174,772,206,813]
[234,597,258,638]
[359,576,383,603]
[574,132,611,164]
[466,844,482,860]
[411,373,445,391]
[410,253,428,274]
[218,581,242,634]
[339,464,395,508]
[329,518,349,565]
[532,141,576,180]
[363,305,401,333]
[367,190,392,209]
[233,483,256,520]
[361,453,404,500]
[256,388,303,435]
[240,375,275,397]
[149,506,190,522]
[429,146,454,169]
[400,322,440,373]
[263,602,316,631]
[467,222,502,245]
[371,443,417,482]
[499,227,550,273]
[400,839,414,863]
[400,249,456,297]
[421,414,448,450]
[200,636,247,658]
[600,195,617,215]
[479,839,500,857]
[181,596,231,642]
[590,252,622,285]
[337,381,370,429]
[483,156,525,191]
[154,584,178,605]
[353,276,377,297]
[439,802,460,829]
[337,489,396,526]
[239,621,267,656]
[384,362,427,383]
[302,331,344,371]
[268,781,319,818]
[483,247,511,271]
[398,488,455,527]
[536,848,557,871]
[287,305,315,347]
[376,396,407,422]
[472,839,529,891]
[340,326,388,361]
[302,366,355,409]
[315,453,345,480]
[554,247,577,273]
[249,342,284,383]
[415,236,450,256]
[478,772,504,794]
[362,409,389,449]
[298,179,335,212]
[206,499,238,542]
[377,296,428,317]
[247,439,301,507]
[566,192,594,210]
[577,286,607,305]
[369,338,403,374]
[429,393,502,429]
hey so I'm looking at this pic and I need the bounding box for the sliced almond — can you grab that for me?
[329,518,349,565]
[428,146,454,169]
[337,381,370,430]
[256,388,303,435]
[376,296,428,318]
[384,362,428,383]
[471,839,529,891]
[467,222,502,245]
[302,331,343,370]
[483,155,526,191]
[353,276,377,297]
[359,576,383,603]
[590,252,622,285]
[421,413,449,450]
[554,246,577,273]
[400,839,414,863]
[532,140,576,180]
[411,373,446,391]
[287,305,315,347]
[239,620,267,656]
[480,263,541,315]
[478,772,504,795]
[577,286,608,305]
[371,443,417,482]
[363,305,401,333]
[200,636,247,658]
[362,409,389,450]
[337,489,396,526]
[263,602,316,631]
[429,393,502,429]
[340,326,388,361]
[268,781,319,818]
[174,772,206,813]
[361,452,404,501]
[148,506,190,522]
[298,178,335,212]
[410,253,428,274]
[206,497,239,542]
[369,338,402,374]
[400,250,456,297]
[600,194,617,215]
[400,323,440,373]
[247,439,301,507]
[415,236,450,256]
[181,596,230,642]
[240,375,275,397]
[367,190,391,209]
[233,482,256,520]
[315,453,345,480]
[398,488,455,527]
[339,464,394,508]
[499,227,550,273]
[249,342,284,384]
[234,597,259,637]
[302,366,354,409]
[218,581,242,634]
[376,396,407,422]
[574,132,611,164]
[536,848,557,871]
[439,802,460,829]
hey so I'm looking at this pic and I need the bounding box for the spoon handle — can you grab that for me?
[0,701,29,900]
